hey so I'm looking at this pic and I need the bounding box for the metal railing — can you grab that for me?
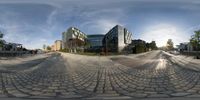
[180,51,200,56]
[0,51,29,57]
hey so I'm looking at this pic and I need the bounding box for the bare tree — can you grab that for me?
[166,39,174,51]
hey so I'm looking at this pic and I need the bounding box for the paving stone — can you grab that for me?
[1,52,200,99]
[148,94,169,98]
[187,94,200,98]
[170,92,191,97]
[11,92,30,97]
[187,89,197,93]
[128,93,148,97]
[87,96,132,100]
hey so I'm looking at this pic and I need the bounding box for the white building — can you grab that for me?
[51,45,55,51]
[54,40,62,51]
[178,42,193,52]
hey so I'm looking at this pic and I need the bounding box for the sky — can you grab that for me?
[0,0,200,49]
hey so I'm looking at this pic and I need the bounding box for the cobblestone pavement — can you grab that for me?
[0,51,200,100]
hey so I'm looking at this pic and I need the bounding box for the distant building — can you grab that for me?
[51,45,55,51]
[62,27,87,53]
[1,42,23,51]
[87,34,104,52]
[178,42,193,52]
[131,39,146,45]
[130,39,147,53]
[103,25,132,53]
[36,49,44,54]
[54,40,62,51]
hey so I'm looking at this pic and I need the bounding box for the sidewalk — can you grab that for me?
[163,51,200,71]
[175,55,200,64]
[0,53,50,67]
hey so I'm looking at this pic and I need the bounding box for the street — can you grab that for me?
[0,50,200,100]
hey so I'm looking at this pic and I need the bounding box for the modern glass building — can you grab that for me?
[103,25,132,53]
[87,34,104,52]
[62,27,87,53]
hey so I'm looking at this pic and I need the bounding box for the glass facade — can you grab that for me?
[103,25,132,53]
[87,34,104,52]
[87,34,104,47]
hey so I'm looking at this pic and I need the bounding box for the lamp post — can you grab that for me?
[105,36,108,56]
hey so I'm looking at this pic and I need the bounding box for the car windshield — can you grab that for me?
[0,0,200,100]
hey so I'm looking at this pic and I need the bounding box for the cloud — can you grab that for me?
[0,3,58,49]
[47,10,58,25]
[140,24,190,47]
[0,0,200,49]
[81,19,123,34]
[78,8,125,34]
[186,24,200,33]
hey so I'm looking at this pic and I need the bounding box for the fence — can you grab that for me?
[0,51,29,57]
[180,51,200,56]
